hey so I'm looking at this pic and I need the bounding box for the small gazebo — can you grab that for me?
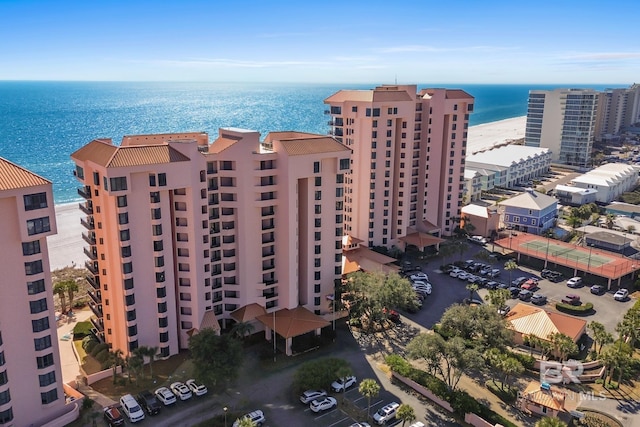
[256,306,330,356]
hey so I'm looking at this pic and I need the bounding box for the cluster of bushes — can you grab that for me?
[509,351,535,370]
[385,355,517,427]
[72,321,93,339]
[555,301,594,315]
[81,336,111,369]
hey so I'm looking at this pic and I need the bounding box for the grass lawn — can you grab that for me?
[73,340,102,374]
[92,351,191,400]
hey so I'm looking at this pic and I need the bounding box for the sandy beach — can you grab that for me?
[46,116,527,271]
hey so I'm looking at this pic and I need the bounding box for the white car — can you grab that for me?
[119,394,145,423]
[457,272,469,281]
[331,375,357,392]
[299,389,327,404]
[170,382,192,401]
[154,387,177,406]
[373,401,400,425]
[350,423,372,427]
[310,396,337,413]
[186,379,207,396]
[449,268,462,278]
[232,410,265,427]
[614,288,629,301]
[410,273,429,282]
[409,423,426,427]
[412,284,432,295]
[566,277,583,288]
[488,269,501,278]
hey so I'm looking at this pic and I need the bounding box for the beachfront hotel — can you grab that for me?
[595,84,640,142]
[71,130,350,357]
[324,85,474,245]
[0,158,68,426]
[524,88,599,168]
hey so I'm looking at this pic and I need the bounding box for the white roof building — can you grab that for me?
[554,184,598,206]
[466,145,551,188]
[569,163,640,203]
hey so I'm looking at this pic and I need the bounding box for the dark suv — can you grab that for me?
[136,390,161,416]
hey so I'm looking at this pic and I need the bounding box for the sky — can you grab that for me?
[0,0,638,84]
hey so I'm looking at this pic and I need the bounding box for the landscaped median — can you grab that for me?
[555,301,594,316]
[384,354,518,427]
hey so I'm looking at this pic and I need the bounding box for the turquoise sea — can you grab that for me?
[0,82,616,204]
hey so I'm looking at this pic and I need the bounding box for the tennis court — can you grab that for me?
[494,232,637,286]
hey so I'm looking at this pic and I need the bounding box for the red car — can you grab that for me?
[520,279,538,291]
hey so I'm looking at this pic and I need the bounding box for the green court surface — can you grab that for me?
[520,240,613,268]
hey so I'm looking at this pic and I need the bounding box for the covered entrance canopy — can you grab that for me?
[399,228,445,251]
[256,306,330,356]
[230,303,267,323]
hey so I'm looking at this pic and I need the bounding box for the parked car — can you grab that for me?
[614,289,629,301]
[467,235,488,245]
[154,387,177,406]
[119,394,145,423]
[485,281,499,290]
[531,294,547,305]
[508,287,521,298]
[412,283,432,295]
[136,390,161,416]
[103,405,125,427]
[548,271,564,282]
[562,294,582,305]
[512,277,527,287]
[300,390,327,405]
[457,272,470,281]
[410,273,429,282]
[232,410,265,427]
[441,264,456,274]
[467,275,480,283]
[373,402,400,425]
[488,269,501,278]
[518,289,533,301]
[497,305,511,316]
[590,285,606,295]
[463,298,484,306]
[170,382,192,401]
[186,379,208,396]
[449,268,463,278]
[310,396,337,413]
[520,279,538,291]
[567,277,583,288]
[331,375,357,392]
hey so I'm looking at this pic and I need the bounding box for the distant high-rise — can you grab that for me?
[324,85,474,243]
[525,88,599,168]
[595,84,640,141]
[0,158,66,426]
[71,130,350,357]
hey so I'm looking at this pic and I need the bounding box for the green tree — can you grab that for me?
[65,280,79,310]
[605,213,616,229]
[135,345,158,378]
[588,321,613,356]
[466,283,479,301]
[524,334,542,357]
[566,215,582,230]
[234,416,257,427]
[601,341,633,385]
[107,349,124,384]
[485,289,510,309]
[53,282,68,314]
[547,332,578,361]
[396,403,416,427]
[616,306,640,348]
[407,333,483,391]
[439,304,512,351]
[504,260,518,284]
[535,417,567,427]
[484,347,524,390]
[189,329,244,387]
[461,216,476,236]
[358,379,380,419]
[293,358,351,393]
[230,321,255,339]
[126,354,144,386]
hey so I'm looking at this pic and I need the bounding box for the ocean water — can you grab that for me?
[0,81,615,204]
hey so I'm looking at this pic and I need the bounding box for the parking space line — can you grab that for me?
[352,395,365,403]
[314,408,339,420]
[327,415,351,427]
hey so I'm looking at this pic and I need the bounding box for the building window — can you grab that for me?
[121,245,132,258]
[339,158,350,170]
[36,353,54,369]
[123,262,133,274]
[22,240,41,256]
[314,271,321,280]
[109,177,128,191]
[120,229,130,241]
[125,294,135,306]
[159,332,169,343]
[152,224,163,236]
[314,232,321,241]
[0,389,8,406]
[118,212,129,224]
[129,341,138,352]
[149,174,156,186]
[158,173,167,186]
[34,335,52,351]
[41,389,58,405]
[157,287,166,298]
[124,278,134,290]
[29,298,48,314]
[24,192,48,211]
[158,317,168,328]
[27,217,50,235]
[158,302,167,313]
[117,195,127,207]
[38,370,56,387]
[25,260,43,275]
[128,325,137,337]
[155,272,165,283]
[155,256,164,268]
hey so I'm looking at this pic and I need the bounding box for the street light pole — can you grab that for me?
[223,406,228,427]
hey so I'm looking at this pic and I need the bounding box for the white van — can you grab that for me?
[119,394,145,423]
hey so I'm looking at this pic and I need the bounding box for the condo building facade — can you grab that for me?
[324,85,474,244]
[0,158,66,426]
[595,84,640,141]
[524,88,599,168]
[71,130,350,357]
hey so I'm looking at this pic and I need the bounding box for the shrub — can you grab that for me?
[293,357,351,393]
[84,339,99,354]
[90,343,109,357]
[72,321,93,339]
[510,352,535,370]
[605,380,619,390]
[95,349,110,364]
[81,336,95,350]
[555,302,594,315]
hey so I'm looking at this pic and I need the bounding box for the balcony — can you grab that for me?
[87,289,101,305]
[86,274,100,290]
[84,247,98,260]
[89,301,103,318]
[262,290,278,300]
[79,201,93,215]
[90,316,104,332]
[85,261,99,275]
[82,232,96,245]
[81,217,95,230]
[77,185,92,199]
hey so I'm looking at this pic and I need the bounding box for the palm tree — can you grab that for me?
[136,345,159,378]
[566,215,582,230]
[606,213,616,230]
[335,366,353,402]
[107,349,124,384]
[535,417,567,427]
[358,379,380,419]
[396,403,416,427]
[525,334,542,357]
[504,260,518,284]
[126,354,143,385]
[65,280,79,312]
[588,321,613,356]
[235,417,257,427]
[466,283,479,301]
[132,348,147,381]
[53,282,67,314]
[231,321,255,339]
[485,289,510,309]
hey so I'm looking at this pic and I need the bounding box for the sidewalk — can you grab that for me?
[56,307,92,383]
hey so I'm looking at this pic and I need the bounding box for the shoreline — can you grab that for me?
[47,115,528,270]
